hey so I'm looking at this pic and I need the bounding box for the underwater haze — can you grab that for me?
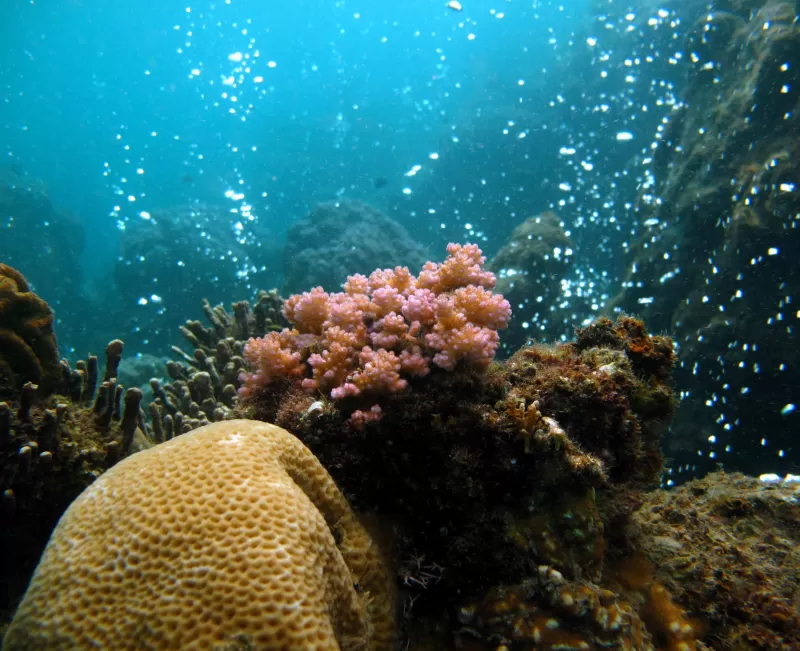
[2,0,799,487]
[5,0,800,648]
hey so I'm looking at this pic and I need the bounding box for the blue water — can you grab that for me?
[5,0,631,360]
[4,0,798,482]
[2,0,587,276]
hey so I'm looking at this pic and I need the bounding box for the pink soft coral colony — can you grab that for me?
[239,243,511,427]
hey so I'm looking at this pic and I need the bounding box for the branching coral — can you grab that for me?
[507,398,547,454]
[152,290,289,431]
[239,244,511,420]
[1,341,153,626]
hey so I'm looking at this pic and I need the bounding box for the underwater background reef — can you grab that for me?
[1,0,799,647]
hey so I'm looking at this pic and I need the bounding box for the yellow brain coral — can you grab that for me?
[3,419,395,651]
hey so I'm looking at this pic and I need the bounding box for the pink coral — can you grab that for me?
[417,243,496,293]
[425,323,500,371]
[370,286,405,318]
[348,404,384,430]
[283,287,330,335]
[370,312,409,349]
[343,273,369,295]
[324,293,369,335]
[331,348,408,399]
[239,332,304,397]
[399,346,430,377]
[368,266,416,296]
[401,288,437,326]
[453,286,512,330]
[302,326,367,394]
[239,243,510,412]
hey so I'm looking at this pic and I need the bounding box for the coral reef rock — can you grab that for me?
[0,167,85,311]
[609,0,800,476]
[0,265,61,396]
[283,199,428,294]
[241,314,676,645]
[114,204,274,349]
[489,211,577,350]
[628,471,800,650]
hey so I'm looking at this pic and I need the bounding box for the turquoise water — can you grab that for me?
[2,0,798,481]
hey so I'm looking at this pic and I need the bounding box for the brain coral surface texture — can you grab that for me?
[3,420,394,651]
